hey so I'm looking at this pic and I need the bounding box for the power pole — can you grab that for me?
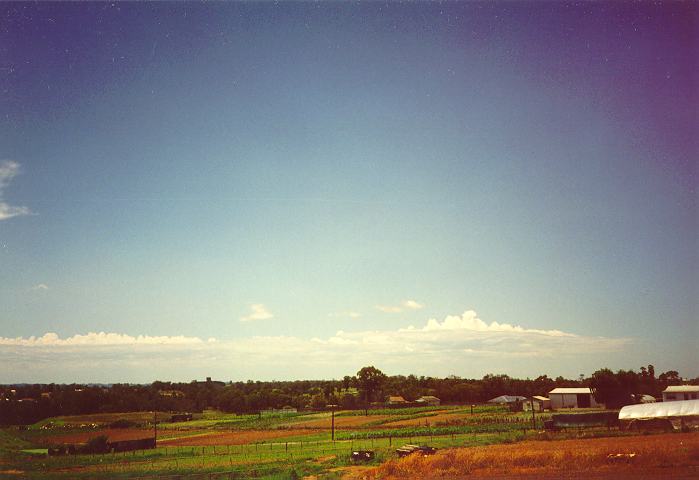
[530,398,536,429]
[327,404,338,441]
[153,410,157,445]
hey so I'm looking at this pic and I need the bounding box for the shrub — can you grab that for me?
[81,435,109,454]
[109,419,136,429]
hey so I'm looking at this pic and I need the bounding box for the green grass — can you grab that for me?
[336,406,445,417]
[160,411,316,431]
[30,411,172,430]
[21,448,49,455]
[0,428,33,457]
[362,411,440,426]
[336,421,538,440]
[0,406,626,478]
[1,422,643,479]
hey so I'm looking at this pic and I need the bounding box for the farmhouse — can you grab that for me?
[548,387,602,409]
[662,385,699,402]
[387,396,408,405]
[416,395,441,406]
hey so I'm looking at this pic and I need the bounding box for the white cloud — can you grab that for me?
[0,161,31,221]
[376,299,424,313]
[402,300,424,310]
[0,331,205,347]
[0,310,634,383]
[31,284,49,291]
[240,303,274,322]
[416,310,572,337]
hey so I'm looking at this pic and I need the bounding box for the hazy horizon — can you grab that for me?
[1,2,696,384]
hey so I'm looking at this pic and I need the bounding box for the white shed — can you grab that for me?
[524,396,551,411]
[662,385,699,402]
[548,387,602,409]
[416,395,441,406]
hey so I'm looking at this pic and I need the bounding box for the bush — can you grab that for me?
[108,419,136,429]
[81,435,109,454]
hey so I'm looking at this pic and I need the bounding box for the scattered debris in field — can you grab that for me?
[351,450,375,462]
[395,444,437,457]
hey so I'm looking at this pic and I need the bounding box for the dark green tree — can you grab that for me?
[590,368,639,409]
[356,366,387,406]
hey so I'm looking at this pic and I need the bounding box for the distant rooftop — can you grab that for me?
[549,387,592,395]
[663,385,699,393]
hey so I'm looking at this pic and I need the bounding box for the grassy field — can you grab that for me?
[2,407,696,479]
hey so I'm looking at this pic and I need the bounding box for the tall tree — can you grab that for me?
[590,368,639,409]
[356,366,387,406]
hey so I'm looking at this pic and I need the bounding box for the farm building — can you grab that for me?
[662,385,699,402]
[523,396,550,411]
[387,396,408,405]
[548,387,602,409]
[487,395,527,405]
[416,396,440,406]
[619,399,699,431]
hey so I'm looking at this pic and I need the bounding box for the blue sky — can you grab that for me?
[1,2,696,383]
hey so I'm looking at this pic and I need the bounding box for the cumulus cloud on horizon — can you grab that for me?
[0,331,208,347]
[0,310,633,383]
[0,161,31,221]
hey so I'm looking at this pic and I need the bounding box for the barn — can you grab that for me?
[548,387,602,409]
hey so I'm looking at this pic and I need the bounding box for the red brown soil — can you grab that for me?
[366,432,699,479]
[37,429,156,445]
[158,429,312,446]
[285,415,393,429]
[381,412,471,427]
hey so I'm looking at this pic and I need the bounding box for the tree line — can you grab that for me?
[0,365,693,425]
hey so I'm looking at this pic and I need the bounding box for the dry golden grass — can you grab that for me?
[366,432,699,478]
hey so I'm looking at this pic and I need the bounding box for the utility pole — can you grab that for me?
[530,398,536,429]
[327,404,338,441]
[153,410,157,445]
